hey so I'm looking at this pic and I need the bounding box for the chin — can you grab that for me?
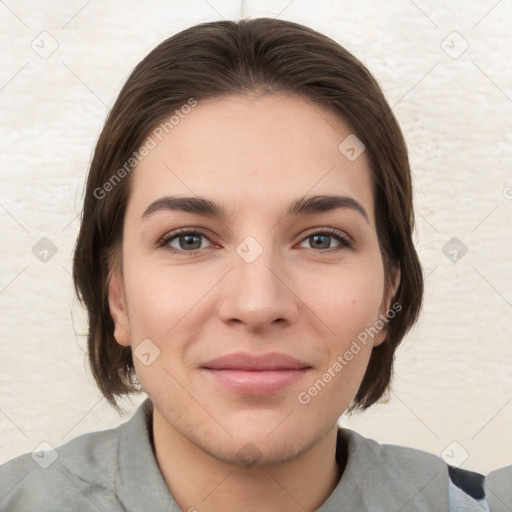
[193,428,314,468]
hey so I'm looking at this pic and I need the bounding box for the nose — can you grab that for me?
[217,238,300,333]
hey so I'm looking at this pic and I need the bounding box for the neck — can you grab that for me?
[151,411,345,512]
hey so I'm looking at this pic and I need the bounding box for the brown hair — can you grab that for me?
[72,17,423,413]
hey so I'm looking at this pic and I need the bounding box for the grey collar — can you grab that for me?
[116,398,450,512]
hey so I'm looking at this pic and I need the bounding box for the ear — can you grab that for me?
[373,263,401,347]
[108,264,131,347]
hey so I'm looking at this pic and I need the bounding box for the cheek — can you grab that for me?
[306,261,385,342]
[298,277,380,414]
[123,261,213,339]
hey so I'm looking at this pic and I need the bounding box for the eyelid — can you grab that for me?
[156,227,217,250]
[157,226,354,254]
[300,227,353,245]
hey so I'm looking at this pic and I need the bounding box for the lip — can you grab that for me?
[200,352,312,395]
[201,352,311,371]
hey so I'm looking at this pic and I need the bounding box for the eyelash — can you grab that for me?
[156,227,353,255]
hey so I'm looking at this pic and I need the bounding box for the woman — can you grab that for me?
[0,17,497,511]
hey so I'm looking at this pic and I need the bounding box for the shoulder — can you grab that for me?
[332,429,488,512]
[341,428,449,481]
[331,429,451,511]
[0,420,124,511]
[486,465,512,512]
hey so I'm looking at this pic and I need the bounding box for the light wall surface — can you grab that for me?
[0,0,511,476]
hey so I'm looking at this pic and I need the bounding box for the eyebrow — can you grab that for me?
[141,194,370,225]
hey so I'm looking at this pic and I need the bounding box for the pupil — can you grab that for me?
[312,235,329,249]
[182,235,200,250]
[178,234,332,251]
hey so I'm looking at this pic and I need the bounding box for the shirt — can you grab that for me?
[485,465,512,512]
[0,398,492,511]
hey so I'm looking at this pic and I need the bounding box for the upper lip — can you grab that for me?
[201,352,311,371]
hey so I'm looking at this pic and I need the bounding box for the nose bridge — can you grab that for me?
[233,233,282,302]
[217,232,298,329]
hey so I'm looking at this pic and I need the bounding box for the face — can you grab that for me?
[109,92,394,466]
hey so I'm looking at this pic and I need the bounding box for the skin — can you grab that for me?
[108,92,398,512]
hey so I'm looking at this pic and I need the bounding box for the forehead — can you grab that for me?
[128,93,375,223]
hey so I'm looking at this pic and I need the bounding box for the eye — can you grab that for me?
[297,228,353,252]
[157,227,353,256]
[158,229,214,255]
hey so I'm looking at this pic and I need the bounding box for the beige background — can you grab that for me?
[0,0,511,475]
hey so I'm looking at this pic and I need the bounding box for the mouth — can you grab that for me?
[200,352,312,395]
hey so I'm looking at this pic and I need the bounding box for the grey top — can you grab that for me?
[0,398,492,511]
[486,465,512,512]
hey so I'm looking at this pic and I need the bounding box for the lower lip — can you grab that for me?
[201,368,310,395]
